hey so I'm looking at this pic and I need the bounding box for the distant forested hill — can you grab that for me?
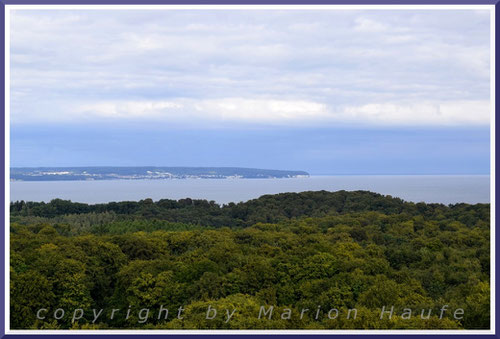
[10,191,490,329]
[10,190,489,229]
[10,166,309,181]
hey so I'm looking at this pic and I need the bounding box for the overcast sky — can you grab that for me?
[10,9,491,173]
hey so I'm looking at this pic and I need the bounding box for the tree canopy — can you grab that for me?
[10,191,490,329]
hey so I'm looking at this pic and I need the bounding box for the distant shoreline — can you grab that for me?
[10,166,310,181]
[9,173,490,183]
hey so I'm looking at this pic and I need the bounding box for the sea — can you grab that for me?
[9,175,490,205]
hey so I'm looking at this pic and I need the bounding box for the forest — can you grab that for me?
[10,190,490,329]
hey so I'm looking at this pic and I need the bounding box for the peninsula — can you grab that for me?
[10,167,310,181]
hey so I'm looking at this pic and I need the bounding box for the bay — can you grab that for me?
[9,175,490,205]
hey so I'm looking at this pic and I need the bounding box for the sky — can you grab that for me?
[10,8,491,174]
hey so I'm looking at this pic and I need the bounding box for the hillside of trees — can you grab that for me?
[10,190,490,329]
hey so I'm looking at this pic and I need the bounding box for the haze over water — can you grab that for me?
[10,175,490,205]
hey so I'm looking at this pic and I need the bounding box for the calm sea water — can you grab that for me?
[9,175,490,205]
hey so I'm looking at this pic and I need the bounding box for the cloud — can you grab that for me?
[354,17,389,32]
[77,101,184,118]
[9,9,491,127]
[37,98,488,127]
[70,98,329,124]
[340,100,490,126]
